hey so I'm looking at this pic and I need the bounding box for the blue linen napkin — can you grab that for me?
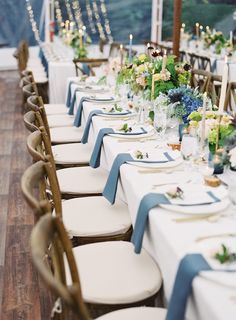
[131,193,171,253]
[103,153,174,205]
[73,97,90,127]
[66,81,79,108]
[81,109,103,143]
[131,191,220,254]
[89,127,148,168]
[89,128,115,168]
[68,88,81,115]
[166,254,212,320]
[74,96,115,126]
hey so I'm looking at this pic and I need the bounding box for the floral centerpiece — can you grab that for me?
[116,52,191,100]
[203,31,226,54]
[188,109,235,152]
[203,31,236,55]
[154,86,204,123]
[70,30,92,58]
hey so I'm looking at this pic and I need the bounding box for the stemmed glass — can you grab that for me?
[154,111,167,142]
[180,134,199,170]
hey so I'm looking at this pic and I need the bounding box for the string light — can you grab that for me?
[86,0,96,34]
[54,0,63,30]
[99,0,113,43]
[92,0,106,40]
[71,0,84,29]
[25,0,41,43]
[64,0,74,22]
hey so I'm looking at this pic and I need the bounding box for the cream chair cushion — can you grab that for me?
[59,196,131,237]
[96,307,167,320]
[67,241,162,304]
[50,126,83,144]
[56,166,108,194]
[44,104,68,116]
[47,114,74,128]
[52,143,92,165]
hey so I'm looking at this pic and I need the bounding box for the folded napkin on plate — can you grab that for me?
[81,109,103,143]
[103,152,174,204]
[68,88,81,115]
[131,191,220,254]
[89,127,148,168]
[74,96,114,127]
[66,81,78,108]
[166,254,212,320]
[90,128,115,168]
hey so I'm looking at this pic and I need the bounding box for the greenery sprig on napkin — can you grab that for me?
[134,150,149,160]
[106,104,123,113]
[214,244,236,264]
[119,123,132,133]
[166,186,184,199]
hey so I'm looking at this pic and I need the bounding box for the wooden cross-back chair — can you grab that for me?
[27,94,51,139]
[23,110,39,133]
[31,213,91,320]
[21,70,49,103]
[190,69,211,93]
[73,58,108,77]
[208,74,223,107]
[21,160,57,220]
[31,213,165,320]
[24,128,132,245]
[225,82,236,114]
[13,40,29,74]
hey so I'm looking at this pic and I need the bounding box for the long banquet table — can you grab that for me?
[60,79,236,320]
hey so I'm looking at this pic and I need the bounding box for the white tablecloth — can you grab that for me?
[62,86,236,320]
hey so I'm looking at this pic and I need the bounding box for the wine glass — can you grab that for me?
[154,111,167,141]
[181,135,199,170]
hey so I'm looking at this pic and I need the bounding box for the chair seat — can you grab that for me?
[96,307,167,320]
[56,166,108,194]
[44,104,68,115]
[52,143,92,165]
[67,241,162,304]
[47,114,74,128]
[59,196,131,237]
[50,126,83,144]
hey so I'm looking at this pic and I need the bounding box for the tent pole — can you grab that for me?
[172,0,182,60]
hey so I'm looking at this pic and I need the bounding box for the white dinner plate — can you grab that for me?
[159,184,229,215]
[109,125,155,139]
[97,111,136,118]
[193,237,236,288]
[127,149,182,168]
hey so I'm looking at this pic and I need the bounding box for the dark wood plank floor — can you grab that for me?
[0,71,52,319]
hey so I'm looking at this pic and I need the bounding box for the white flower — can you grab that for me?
[229,147,236,168]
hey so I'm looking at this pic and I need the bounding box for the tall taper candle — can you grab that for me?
[120,44,124,66]
[200,92,207,150]
[129,34,133,63]
[162,50,167,72]
[218,56,229,113]
[230,31,233,46]
[195,22,200,40]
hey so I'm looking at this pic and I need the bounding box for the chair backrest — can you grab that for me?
[21,150,62,218]
[21,160,53,219]
[208,74,223,107]
[190,69,211,93]
[31,213,91,319]
[23,111,39,132]
[225,82,236,114]
[109,42,122,57]
[27,95,51,139]
[73,58,108,77]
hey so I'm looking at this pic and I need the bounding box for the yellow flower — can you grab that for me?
[138,54,147,63]
[153,73,162,81]
[136,64,146,74]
